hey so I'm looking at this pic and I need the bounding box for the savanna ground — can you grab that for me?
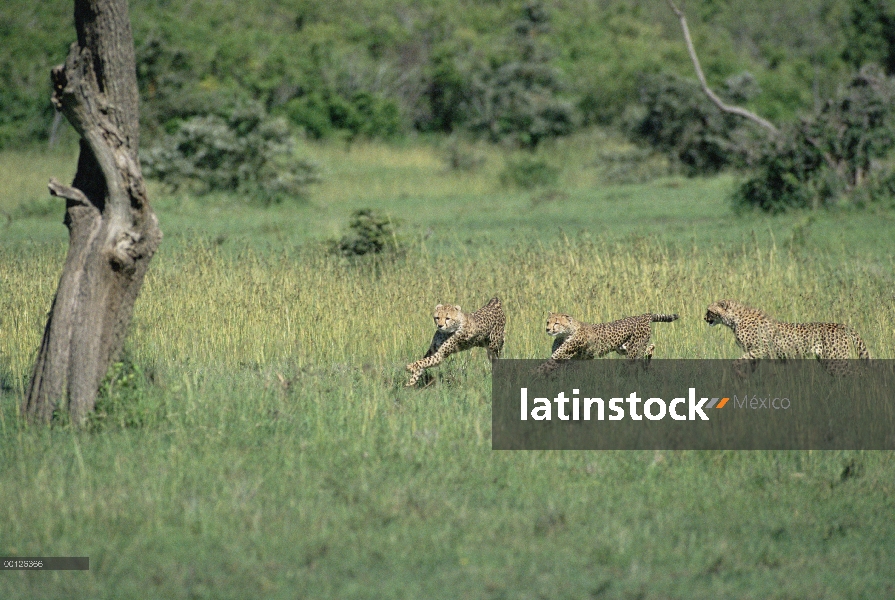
[1,133,894,598]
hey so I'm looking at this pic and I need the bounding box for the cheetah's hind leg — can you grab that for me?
[622,326,652,362]
[819,358,860,377]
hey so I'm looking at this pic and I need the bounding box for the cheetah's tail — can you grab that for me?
[651,313,680,323]
[848,328,871,360]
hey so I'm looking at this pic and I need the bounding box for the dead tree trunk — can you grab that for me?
[24,0,162,425]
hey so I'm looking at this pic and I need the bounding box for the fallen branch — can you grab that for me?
[666,0,779,134]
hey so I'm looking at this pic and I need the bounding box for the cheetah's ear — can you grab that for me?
[454,305,461,311]
[435,304,443,310]
[717,300,729,310]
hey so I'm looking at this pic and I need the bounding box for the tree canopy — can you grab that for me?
[0,0,873,147]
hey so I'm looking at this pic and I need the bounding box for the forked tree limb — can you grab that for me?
[666,0,779,134]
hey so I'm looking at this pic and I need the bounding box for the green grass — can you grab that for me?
[1,138,894,598]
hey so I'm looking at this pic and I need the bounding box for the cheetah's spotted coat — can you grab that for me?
[539,311,679,374]
[405,297,506,387]
[704,299,870,374]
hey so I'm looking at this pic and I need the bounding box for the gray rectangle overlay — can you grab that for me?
[492,360,895,450]
[1,557,89,570]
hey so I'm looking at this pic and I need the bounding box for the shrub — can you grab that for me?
[462,3,579,148]
[331,209,402,257]
[283,93,334,140]
[735,66,895,212]
[441,137,486,172]
[853,168,895,209]
[89,356,161,431]
[499,156,560,189]
[421,47,471,134]
[142,103,319,203]
[136,36,258,139]
[842,0,895,75]
[466,61,578,149]
[626,72,754,176]
[283,91,403,140]
[733,128,829,212]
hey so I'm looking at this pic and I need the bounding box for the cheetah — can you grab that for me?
[405,297,506,387]
[703,299,870,375]
[538,312,679,374]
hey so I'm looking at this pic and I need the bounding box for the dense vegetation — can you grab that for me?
[0,0,886,144]
[8,0,895,209]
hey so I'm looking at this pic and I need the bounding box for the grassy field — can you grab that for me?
[1,136,894,598]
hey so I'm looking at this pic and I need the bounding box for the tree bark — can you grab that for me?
[24,0,162,425]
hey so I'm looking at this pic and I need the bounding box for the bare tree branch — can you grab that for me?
[666,0,779,134]
[48,177,89,205]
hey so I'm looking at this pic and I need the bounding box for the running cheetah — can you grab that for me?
[538,312,679,374]
[405,297,506,387]
[704,299,870,374]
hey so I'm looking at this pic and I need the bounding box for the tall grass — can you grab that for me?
[3,237,891,394]
[1,139,894,598]
[0,147,77,214]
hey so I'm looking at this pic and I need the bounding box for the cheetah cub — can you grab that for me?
[704,299,869,374]
[405,297,506,387]
[539,311,679,374]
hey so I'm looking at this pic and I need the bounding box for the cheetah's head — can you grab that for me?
[546,313,575,337]
[704,299,737,327]
[433,304,463,332]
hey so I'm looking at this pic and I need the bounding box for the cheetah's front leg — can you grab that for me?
[423,330,451,359]
[536,340,578,376]
[405,334,459,387]
[733,353,758,378]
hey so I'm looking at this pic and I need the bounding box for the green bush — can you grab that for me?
[331,209,402,257]
[141,103,319,203]
[626,72,755,175]
[421,47,471,134]
[842,0,895,74]
[89,357,161,431]
[463,3,579,148]
[499,156,560,189]
[735,66,895,212]
[283,93,333,139]
[733,127,829,212]
[284,91,402,140]
[853,167,895,208]
[136,36,259,140]
[466,61,578,149]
